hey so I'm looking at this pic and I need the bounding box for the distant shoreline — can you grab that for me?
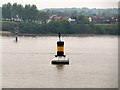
[2,21,118,35]
[0,31,118,37]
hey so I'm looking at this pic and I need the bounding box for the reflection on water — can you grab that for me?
[56,65,64,70]
[2,35,118,88]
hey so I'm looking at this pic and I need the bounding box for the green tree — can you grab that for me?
[11,3,18,18]
[17,4,24,20]
[23,4,38,21]
[77,15,90,24]
[37,11,49,23]
[2,4,7,19]
[30,5,38,21]
[2,3,12,19]
[24,5,31,21]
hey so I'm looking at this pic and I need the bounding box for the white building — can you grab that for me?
[68,18,76,23]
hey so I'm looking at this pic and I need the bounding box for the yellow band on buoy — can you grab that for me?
[57,46,64,52]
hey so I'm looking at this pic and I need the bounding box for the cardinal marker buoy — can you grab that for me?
[15,26,18,42]
[52,33,69,65]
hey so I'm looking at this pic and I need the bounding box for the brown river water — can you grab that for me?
[1,35,118,88]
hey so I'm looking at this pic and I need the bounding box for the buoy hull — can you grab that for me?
[52,57,69,65]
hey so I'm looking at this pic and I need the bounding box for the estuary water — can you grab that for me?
[1,35,118,88]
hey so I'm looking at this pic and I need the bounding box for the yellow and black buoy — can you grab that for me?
[56,33,65,57]
[52,33,69,65]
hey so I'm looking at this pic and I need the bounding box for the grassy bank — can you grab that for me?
[0,31,13,35]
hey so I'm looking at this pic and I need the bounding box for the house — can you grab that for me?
[50,15,63,21]
[111,17,118,24]
[91,16,111,24]
[68,16,76,23]
[88,17,92,22]
[47,15,63,23]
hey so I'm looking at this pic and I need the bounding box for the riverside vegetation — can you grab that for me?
[2,21,118,35]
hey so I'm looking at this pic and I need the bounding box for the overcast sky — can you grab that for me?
[1,0,119,9]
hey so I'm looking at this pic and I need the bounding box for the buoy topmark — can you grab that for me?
[52,33,69,65]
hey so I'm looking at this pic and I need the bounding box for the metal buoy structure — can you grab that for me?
[14,15,19,42]
[52,33,69,65]
[15,26,18,42]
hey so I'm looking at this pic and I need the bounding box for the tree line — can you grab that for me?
[2,3,49,22]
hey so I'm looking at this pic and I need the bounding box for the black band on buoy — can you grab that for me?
[57,41,64,46]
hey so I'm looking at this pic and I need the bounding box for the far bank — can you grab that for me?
[2,21,118,35]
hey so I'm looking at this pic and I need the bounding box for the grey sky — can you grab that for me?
[1,0,119,9]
